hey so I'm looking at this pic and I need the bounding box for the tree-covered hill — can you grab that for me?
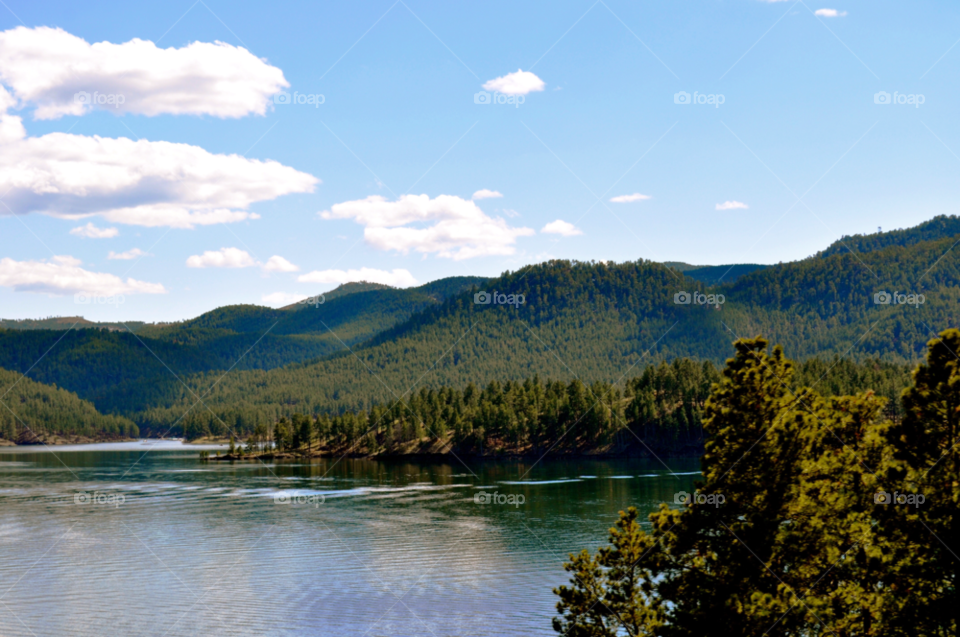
[2,217,959,438]
[0,316,149,332]
[721,233,960,359]
[817,213,960,258]
[663,262,770,284]
[145,227,960,436]
[679,263,769,285]
[0,367,138,442]
[0,276,490,417]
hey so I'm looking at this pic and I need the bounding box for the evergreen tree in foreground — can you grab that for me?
[554,334,957,636]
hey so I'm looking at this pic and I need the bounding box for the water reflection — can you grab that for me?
[0,445,700,636]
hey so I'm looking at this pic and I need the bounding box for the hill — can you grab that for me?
[664,262,770,284]
[144,225,960,437]
[0,367,138,443]
[0,316,149,332]
[2,217,959,439]
[818,214,960,258]
[681,264,769,285]
[0,276,489,417]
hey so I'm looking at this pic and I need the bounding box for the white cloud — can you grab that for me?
[0,26,288,119]
[716,201,749,210]
[185,248,299,273]
[298,267,418,288]
[0,255,165,296]
[0,98,317,227]
[70,222,118,238]
[472,189,503,200]
[320,194,534,260]
[186,247,257,269]
[262,292,308,306]
[541,220,583,237]
[0,37,316,230]
[0,106,317,227]
[108,248,148,260]
[262,255,299,272]
[609,193,651,203]
[482,69,545,96]
[814,8,847,17]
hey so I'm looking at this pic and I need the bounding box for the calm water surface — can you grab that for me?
[0,442,700,636]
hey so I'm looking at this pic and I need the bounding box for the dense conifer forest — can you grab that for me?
[0,219,954,446]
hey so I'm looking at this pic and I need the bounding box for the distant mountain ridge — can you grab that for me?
[2,216,960,437]
[818,214,960,258]
[665,263,770,285]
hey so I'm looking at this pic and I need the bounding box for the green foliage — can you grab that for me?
[551,333,960,636]
[553,507,663,636]
[680,263,770,284]
[0,276,490,421]
[0,367,137,441]
[0,219,956,438]
[818,214,960,258]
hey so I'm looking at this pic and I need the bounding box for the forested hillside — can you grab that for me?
[0,368,138,443]
[665,262,769,284]
[0,276,487,415]
[723,233,960,358]
[0,316,149,332]
[0,218,957,442]
[147,247,931,438]
[205,354,911,453]
[818,214,960,257]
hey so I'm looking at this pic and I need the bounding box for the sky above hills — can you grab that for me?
[0,0,957,321]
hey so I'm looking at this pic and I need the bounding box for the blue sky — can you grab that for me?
[0,0,958,321]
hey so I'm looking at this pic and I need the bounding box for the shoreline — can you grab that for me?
[202,444,704,462]
[1,435,139,446]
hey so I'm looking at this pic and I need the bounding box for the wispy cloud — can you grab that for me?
[298,267,417,288]
[70,223,117,238]
[472,189,503,200]
[610,193,651,203]
[108,248,148,260]
[262,292,308,306]
[0,255,165,296]
[814,8,847,17]
[716,201,749,210]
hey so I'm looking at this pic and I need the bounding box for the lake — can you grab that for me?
[0,442,701,636]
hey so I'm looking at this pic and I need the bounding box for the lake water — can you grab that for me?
[0,442,700,636]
